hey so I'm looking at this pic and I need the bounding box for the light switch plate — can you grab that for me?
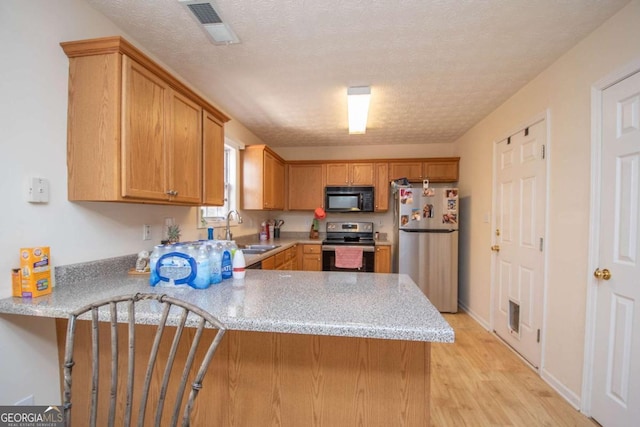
[28,177,50,203]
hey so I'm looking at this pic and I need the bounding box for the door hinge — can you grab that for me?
[539,237,544,252]
[537,329,541,343]
[524,127,529,136]
[541,144,546,159]
[507,136,511,145]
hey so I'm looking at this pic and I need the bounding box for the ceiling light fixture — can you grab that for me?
[347,86,371,134]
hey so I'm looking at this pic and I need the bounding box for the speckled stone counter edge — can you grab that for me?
[54,254,137,286]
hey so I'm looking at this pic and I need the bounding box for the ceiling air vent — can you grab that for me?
[179,0,240,45]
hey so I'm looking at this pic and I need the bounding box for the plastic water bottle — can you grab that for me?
[221,246,232,280]
[210,243,223,285]
[193,245,211,289]
[149,245,165,286]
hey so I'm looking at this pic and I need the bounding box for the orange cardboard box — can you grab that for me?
[11,268,22,297]
[20,247,52,298]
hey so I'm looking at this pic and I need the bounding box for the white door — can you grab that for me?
[493,119,547,368]
[591,71,640,427]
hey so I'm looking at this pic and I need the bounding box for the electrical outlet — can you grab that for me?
[142,224,151,240]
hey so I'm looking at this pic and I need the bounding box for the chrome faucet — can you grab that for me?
[225,210,243,240]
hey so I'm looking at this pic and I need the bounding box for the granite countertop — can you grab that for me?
[0,257,453,343]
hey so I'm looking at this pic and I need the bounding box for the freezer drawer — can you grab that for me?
[398,230,458,313]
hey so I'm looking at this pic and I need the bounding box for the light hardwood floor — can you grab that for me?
[430,312,598,427]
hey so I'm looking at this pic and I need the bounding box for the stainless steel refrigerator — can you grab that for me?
[394,183,459,313]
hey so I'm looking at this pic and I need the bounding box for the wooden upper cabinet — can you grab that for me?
[374,163,389,212]
[61,36,229,205]
[166,90,202,204]
[423,159,459,182]
[202,110,225,206]
[325,162,374,186]
[388,161,423,182]
[242,145,285,210]
[389,158,459,183]
[288,163,325,210]
[265,151,285,209]
[121,56,169,200]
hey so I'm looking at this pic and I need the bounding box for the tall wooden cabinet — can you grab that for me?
[241,145,285,210]
[374,163,389,212]
[287,163,325,210]
[61,36,229,205]
[202,110,225,206]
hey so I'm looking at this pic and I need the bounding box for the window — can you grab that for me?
[198,141,240,228]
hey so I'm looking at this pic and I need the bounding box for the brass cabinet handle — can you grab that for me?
[593,268,612,281]
[491,245,500,252]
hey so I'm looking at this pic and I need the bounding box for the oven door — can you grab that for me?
[321,245,375,272]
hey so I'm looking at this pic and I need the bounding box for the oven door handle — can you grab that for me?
[321,245,375,253]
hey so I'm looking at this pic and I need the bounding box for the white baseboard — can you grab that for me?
[541,368,582,410]
[458,302,491,330]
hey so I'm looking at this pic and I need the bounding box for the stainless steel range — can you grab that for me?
[321,221,375,272]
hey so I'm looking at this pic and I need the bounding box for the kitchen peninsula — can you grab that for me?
[0,259,453,426]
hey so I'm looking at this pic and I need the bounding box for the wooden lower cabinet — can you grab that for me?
[57,320,431,426]
[300,244,322,271]
[262,245,297,270]
[374,245,392,273]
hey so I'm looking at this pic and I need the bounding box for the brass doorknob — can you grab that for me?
[593,268,612,280]
[491,245,500,252]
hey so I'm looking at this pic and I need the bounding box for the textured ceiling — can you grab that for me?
[85,0,629,147]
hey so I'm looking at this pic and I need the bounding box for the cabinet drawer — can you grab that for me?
[275,251,286,267]
[303,245,321,254]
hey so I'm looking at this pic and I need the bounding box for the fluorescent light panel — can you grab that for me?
[348,86,371,134]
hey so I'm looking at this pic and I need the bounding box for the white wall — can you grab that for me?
[454,0,640,405]
[0,0,264,405]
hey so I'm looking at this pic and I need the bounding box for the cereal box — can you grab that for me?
[20,247,52,298]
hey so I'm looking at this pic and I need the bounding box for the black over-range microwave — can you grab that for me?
[324,186,375,212]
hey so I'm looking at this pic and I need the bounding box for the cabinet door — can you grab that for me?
[167,90,202,203]
[121,56,168,200]
[302,245,322,271]
[374,246,391,273]
[388,162,423,182]
[202,110,225,205]
[288,164,325,210]
[262,255,276,270]
[374,163,389,212]
[422,159,459,182]
[264,151,285,209]
[325,163,349,185]
[350,163,374,185]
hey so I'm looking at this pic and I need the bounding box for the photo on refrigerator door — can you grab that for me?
[400,189,413,204]
[401,215,409,226]
[411,209,421,221]
[445,188,458,198]
[442,212,457,224]
[423,187,435,197]
[447,199,457,211]
[423,204,433,218]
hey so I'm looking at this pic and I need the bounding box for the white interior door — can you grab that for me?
[493,119,547,368]
[591,70,640,427]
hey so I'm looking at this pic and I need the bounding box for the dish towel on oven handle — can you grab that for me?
[334,246,363,269]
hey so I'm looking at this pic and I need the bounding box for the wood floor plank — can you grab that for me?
[431,312,597,427]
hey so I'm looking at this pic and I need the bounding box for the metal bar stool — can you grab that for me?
[62,293,226,427]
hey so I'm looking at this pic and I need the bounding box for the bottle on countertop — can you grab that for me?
[193,245,211,289]
[232,249,246,279]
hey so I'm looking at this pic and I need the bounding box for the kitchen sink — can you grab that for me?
[241,244,281,255]
[243,244,281,250]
